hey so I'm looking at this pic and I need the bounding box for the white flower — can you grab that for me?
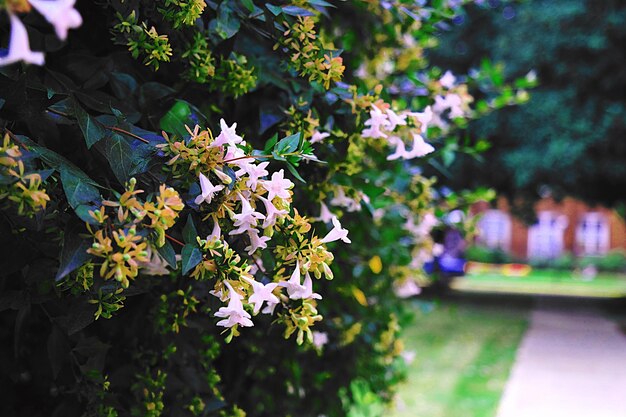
[194,173,224,205]
[215,282,254,328]
[262,169,293,202]
[404,134,435,159]
[385,108,407,131]
[362,105,390,139]
[138,246,170,276]
[407,106,433,134]
[320,216,351,244]
[393,279,421,298]
[312,331,329,349]
[29,0,82,41]
[279,261,307,300]
[329,187,362,212]
[244,229,270,255]
[229,195,265,235]
[0,13,45,67]
[386,136,407,161]
[242,276,280,315]
[236,161,269,190]
[211,119,244,148]
[299,272,322,300]
[258,195,288,228]
[314,202,334,224]
[439,70,456,89]
[207,218,221,241]
[310,130,330,144]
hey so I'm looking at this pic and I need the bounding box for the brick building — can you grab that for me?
[472,197,626,260]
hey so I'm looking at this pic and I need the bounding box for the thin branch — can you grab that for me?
[165,233,184,247]
[105,126,151,144]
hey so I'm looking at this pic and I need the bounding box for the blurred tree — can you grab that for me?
[429,0,626,219]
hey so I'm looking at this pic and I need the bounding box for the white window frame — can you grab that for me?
[576,212,610,256]
[527,211,568,259]
[477,209,511,251]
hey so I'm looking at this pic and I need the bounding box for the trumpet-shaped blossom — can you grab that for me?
[312,331,329,349]
[310,130,330,144]
[215,282,253,328]
[29,0,82,41]
[242,276,280,314]
[362,105,389,139]
[408,105,433,134]
[279,261,307,300]
[404,134,435,159]
[0,13,45,66]
[315,201,334,224]
[320,216,351,244]
[386,108,407,131]
[245,229,271,255]
[386,136,407,161]
[211,119,244,148]
[262,169,293,202]
[229,195,265,235]
[207,218,221,241]
[259,195,288,228]
[299,272,322,300]
[194,173,224,205]
[439,70,456,89]
[236,161,269,190]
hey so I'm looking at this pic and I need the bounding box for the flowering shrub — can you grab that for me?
[0,1,531,416]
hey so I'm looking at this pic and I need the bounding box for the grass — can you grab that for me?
[390,297,528,417]
[452,269,626,298]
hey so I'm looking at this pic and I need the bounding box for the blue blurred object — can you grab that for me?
[424,254,466,276]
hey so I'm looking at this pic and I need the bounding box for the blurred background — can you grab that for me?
[392,1,626,416]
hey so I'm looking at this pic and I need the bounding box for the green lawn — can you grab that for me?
[452,269,626,298]
[390,298,528,417]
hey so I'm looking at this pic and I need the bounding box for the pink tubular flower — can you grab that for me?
[0,13,45,66]
[262,169,293,202]
[194,173,224,205]
[29,0,82,41]
[215,282,254,328]
[242,276,280,315]
[320,216,351,244]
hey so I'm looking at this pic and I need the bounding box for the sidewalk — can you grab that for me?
[496,298,626,417]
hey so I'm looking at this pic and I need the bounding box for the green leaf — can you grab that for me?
[282,5,315,16]
[275,132,301,155]
[72,98,107,148]
[159,100,194,138]
[181,244,202,275]
[96,133,154,184]
[60,168,102,224]
[56,225,92,281]
[264,133,279,153]
[266,3,283,15]
[240,0,255,13]
[182,214,198,244]
[286,162,306,183]
[156,240,177,269]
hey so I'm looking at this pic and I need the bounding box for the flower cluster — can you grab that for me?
[158,120,348,342]
[429,71,474,129]
[0,133,49,216]
[86,178,184,289]
[0,0,82,66]
[277,16,345,89]
[361,102,435,161]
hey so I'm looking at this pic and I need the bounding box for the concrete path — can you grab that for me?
[496,298,626,417]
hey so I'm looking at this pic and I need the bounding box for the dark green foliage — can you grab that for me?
[431,0,626,211]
